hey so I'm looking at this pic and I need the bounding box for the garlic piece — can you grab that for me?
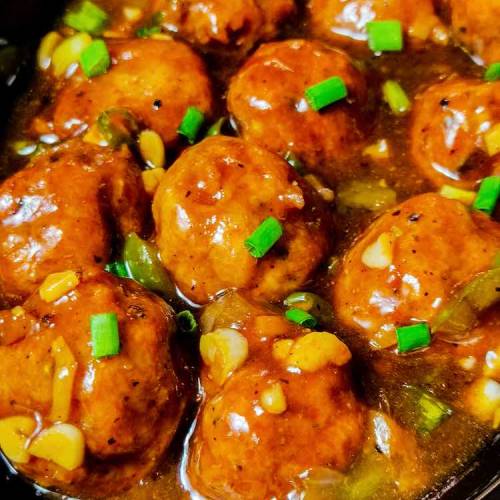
[361,232,394,269]
[260,383,287,415]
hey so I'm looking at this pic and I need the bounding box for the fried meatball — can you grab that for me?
[0,140,147,305]
[227,39,367,178]
[152,136,331,305]
[410,78,500,188]
[445,0,500,64]
[333,193,500,349]
[52,39,213,147]
[187,293,366,499]
[307,0,447,48]
[0,271,182,497]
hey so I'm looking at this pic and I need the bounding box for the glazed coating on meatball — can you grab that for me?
[0,140,147,305]
[333,193,500,349]
[227,39,367,178]
[153,136,331,305]
[445,0,500,64]
[307,0,447,48]
[52,39,213,146]
[187,293,366,499]
[410,78,500,188]
[0,272,182,497]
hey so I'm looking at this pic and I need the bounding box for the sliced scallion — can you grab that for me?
[285,308,318,328]
[244,216,283,258]
[178,106,205,144]
[284,151,305,175]
[104,261,129,278]
[80,39,110,78]
[177,310,198,334]
[416,390,453,434]
[472,176,500,216]
[136,25,161,38]
[367,20,403,52]
[382,80,411,115]
[97,108,139,148]
[305,76,347,111]
[484,62,500,82]
[284,292,333,325]
[206,117,227,137]
[64,1,108,36]
[396,323,431,353]
[90,312,120,358]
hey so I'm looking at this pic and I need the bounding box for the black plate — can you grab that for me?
[0,1,498,498]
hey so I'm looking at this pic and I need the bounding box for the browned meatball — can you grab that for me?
[333,193,500,349]
[187,292,366,499]
[0,140,147,305]
[308,0,447,48]
[51,39,213,147]
[410,78,500,188]
[0,271,182,497]
[445,0,500,64]
[152,136,332,305]
[227,39,367,179]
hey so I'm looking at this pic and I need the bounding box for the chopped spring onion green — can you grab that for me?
[284,292,333,325]
[396,323,431,353]
[484,62,500,82]
[367,20,403,52]
[64,1,108,36]
[382,80,411,115]
[284,151,305,175]
[104,261,129,278]
[97,108,139,148]
[123,233,177,299]
[136,25,161,38]
[416,390,453,434]
[178,106,205,144]
[305,76,348,111]
[177,310,198,334]
[206,117,227,137]
[472,176,500,216]
[80,40,110,78]
[244,216,283,258]
[285,308,318,328]
[90,312,120,358]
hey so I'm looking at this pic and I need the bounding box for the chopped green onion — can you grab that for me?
[178,106,205,144]
[285,308,318,328]
[305,76,348,111]
[136,25,161,38]
[367,20,403,52]
[284,151,305,175]
[177,310,198,334]
[80,39,110,78]
[396,323,431,353]
[416,390,453,434]
[90,312,120,358]
[382,80,411,115]
[206,117,227,137]
[485,62,500,82]
[244,216,283,258]
[97,108,139,148]
[104,261,129,278]
[123,233,177,299]
[284,292,333,325]
[472,176,500,216]
[64,1,108,36]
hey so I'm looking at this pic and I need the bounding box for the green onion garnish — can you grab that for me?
[104,261,129,278]
[472,176,500,216]
[485,62,500,82]
[284,151,305,175]
[136,25,161,38]
[367,20,403,52]
[90,312,120,358]
[284,292,334,324]
[80,39,110,78]
[305,76,348,111]
[285,308,318,328]
[176,310,198,334]
[206,117,227,137]
[244,216,283,258]
[396,323,431,353]
[178,106,205,144]
[417,390,453,434]
[382,80,411,115]
[64,1,108,36]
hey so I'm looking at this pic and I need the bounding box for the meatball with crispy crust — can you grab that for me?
[227,39,367,179]
[187,292,366,499]
[333,193,500,349]
[410,78,500,188]
[152,136,332,305]
[51,39,213,147]
[0,140,147,305]
[307,0,447,48]
[0,271,182,497]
